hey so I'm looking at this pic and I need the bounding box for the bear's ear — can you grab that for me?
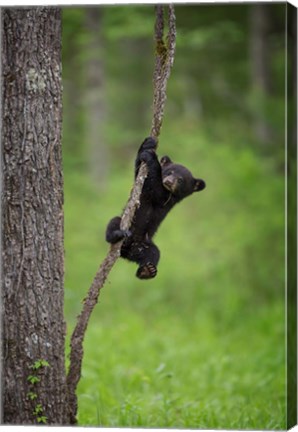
[193,178,206,192]
[160,156,172,167]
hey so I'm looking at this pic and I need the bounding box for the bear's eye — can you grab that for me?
[165,170,173,176]
[177,178,183,185]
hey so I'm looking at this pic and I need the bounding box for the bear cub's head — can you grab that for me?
[160,155,206,200]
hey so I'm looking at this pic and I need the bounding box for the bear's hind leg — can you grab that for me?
[135,242,160,280]
[106,216,131,244]
[136,262,158,279]
[121,239,160,280]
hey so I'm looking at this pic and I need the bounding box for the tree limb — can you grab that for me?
[66,5,176,424]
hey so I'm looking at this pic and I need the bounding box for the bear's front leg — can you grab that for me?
[135,137,159,177]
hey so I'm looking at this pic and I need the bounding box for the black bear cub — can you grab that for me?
[106,137,206,279]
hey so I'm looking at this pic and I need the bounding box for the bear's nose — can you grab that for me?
[163,175,175,190]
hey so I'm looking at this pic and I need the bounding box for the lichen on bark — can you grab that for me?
[2,7,70,424]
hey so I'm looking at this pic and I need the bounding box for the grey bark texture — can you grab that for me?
[2,8,70,424]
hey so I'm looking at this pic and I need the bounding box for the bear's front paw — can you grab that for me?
[139,149,155,164]
[140,137,157,152]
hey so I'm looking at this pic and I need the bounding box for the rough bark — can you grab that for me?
[151,5,176,140]
[2,7,69,424]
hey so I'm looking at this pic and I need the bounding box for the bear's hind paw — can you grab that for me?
[136,263,157,280]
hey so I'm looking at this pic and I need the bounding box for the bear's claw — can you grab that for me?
[136,263,157,279]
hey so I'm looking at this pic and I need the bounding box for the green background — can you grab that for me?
[62,4,291,428]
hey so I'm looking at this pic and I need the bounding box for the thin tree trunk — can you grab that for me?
[2,7,69,424]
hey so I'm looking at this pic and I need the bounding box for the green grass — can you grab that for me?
[64,130,286,429]
[70,304,285,429]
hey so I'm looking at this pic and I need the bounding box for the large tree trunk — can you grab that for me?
[2,7,69,424]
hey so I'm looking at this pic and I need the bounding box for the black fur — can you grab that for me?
[106,137,206,279]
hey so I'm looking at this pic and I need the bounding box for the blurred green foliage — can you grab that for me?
[62,4,289,429]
